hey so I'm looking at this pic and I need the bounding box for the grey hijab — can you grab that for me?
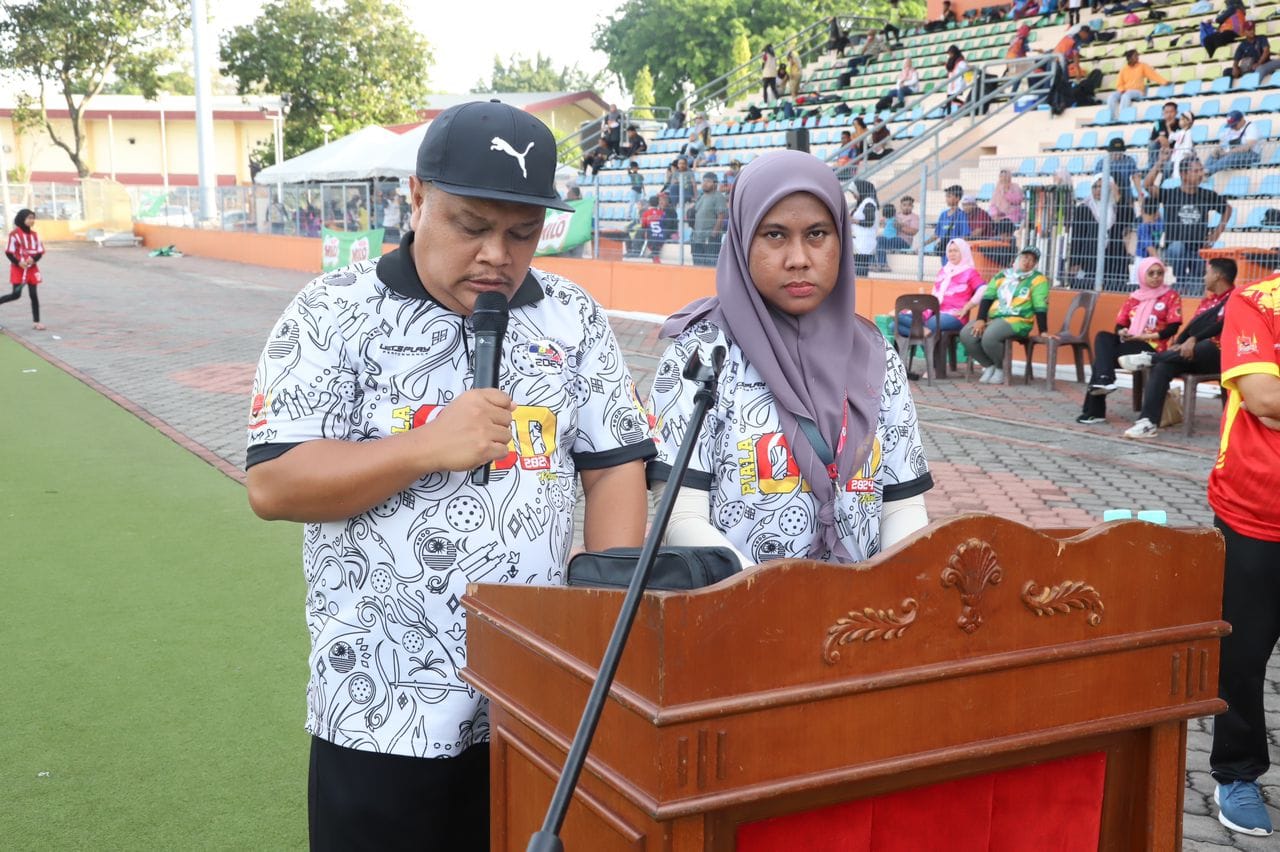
[661,150,886,561]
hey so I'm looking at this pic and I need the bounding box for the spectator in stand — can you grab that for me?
[898,238,985,336]
[884,0,905,46]
[851,179,879,277]
[988,169,1024,235]
[583,139,611,177]
[961,195,995,238]
[1204,0,1248,59]
[1165,111,1198,177]
[787,50,803,100]
[960,246,1051,385]
[681,128,705,161]
[694,145,719,168]
[665,156,697,203]
[761,45,780,103]
[944,46,970,114]
[619,125,648,158]
[865,118,893,161]
[1144,154,1230,284]
[876,195,919,269]
[1206,268,1280,840]
[1106,50,1168,114]
[603,104,624,152]
[1231,22,1280,79]
[1004,24,1035,92]
[925,0,957,32]
[624,184,647,258]
[1067,0,1083,28]
[1076,257,1182,424]
[827,16,851,57]
[1122,257,1236,438]
[1149,101,1181,168]
[1094,136,1142,226]
[640,193,674,263]
[723,160,743,194]
[834,130,857,167]
[381,193,401,242]
[1070,177,1129,285]
[1054,25,1095,78]
[878,57,921,111]
[1135,199,1164,261]
[1204,110,1263,174]
[848,30,884,76]
[933,184,970,258]
[690,172,729,267]
[627,160,644,193]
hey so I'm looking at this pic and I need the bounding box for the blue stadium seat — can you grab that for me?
[1093,108,1113,126]
[1118,107,1137,123]
[1078,131,1098,149]
[1161,176,1181,189]
[1105,130,1124,146]
[1130,127,1151,147]
[1074,180,1090,199]
[1152,84,1175,99]
[1016,157,1036,176]
[977,182,994,201]
[1141,103,1163,123]
[1244,207,1267,229]
[1040,155,1061,174]
[1199,99,1221,117]
[1261,93,1280,113]
[1052,132,1073,150]
[1221,176,1250,197]
[1067,156,1086,174]
[1234,72,1260,91]
[1209,76,1232,94]
[1254,118,1273,138]
[1228,96,1252,116]
[1270,148,1280,166]
[1191,125,1210,144]
[1181,80,1203,97]
[1258,175,1280,196]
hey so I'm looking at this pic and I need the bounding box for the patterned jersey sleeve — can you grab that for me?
[1221,287,1280,388]
[569,299,657,470]
[877,341,933,502]
[644,326,720,491]
[246,282,355,467]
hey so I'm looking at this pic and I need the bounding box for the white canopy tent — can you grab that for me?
[252,125,401,185]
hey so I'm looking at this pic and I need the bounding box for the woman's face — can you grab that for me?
[1180,114,1192,129]
[1143,263,1166,287]
[946,243,962,264]
[1091,182,1103,200]
[23,213,34,228]
[999,169,1010,182]
[748,192,841,317]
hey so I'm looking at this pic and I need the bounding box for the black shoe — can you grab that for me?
[907,371,922,381]
[1076,414,1107,425]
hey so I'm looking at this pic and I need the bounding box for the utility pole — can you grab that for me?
[191,0,217,223]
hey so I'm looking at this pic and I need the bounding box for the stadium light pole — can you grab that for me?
[190,0,218,223]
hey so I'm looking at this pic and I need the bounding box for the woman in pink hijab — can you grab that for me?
[988,169,1024,233]
[1076,257,1183,424]
[897,238,985,336]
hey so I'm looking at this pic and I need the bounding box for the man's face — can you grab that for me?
[702,177,716,193]
[1181,160,1204,188]
[1163,104,1177,123]
[1204,266,1225,293]
[962,201,976,215]
[1017,253,1036,273]
[407,179,544,316]
[1127,53,1139,66]
[677,159,688,171]
[946,192,960,208]
[900,198,914,214]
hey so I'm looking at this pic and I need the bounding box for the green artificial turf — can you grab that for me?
[0,336,309,849]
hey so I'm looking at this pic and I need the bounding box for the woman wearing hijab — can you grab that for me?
[944,46,969,114]
[988,169,1024,234]
[645,150,932,567]
[879,57,920,110]
[761,45,780,103]
[1069,177,1127,285]
[1076,257,1183,424]
[851,179,879,277]
[1,209,46,330]
[898,238,985,337]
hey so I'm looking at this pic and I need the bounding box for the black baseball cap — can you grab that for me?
[1106,137,1126,151]
[416,99,572,211]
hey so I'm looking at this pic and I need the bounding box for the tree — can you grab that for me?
[220,0,431,161]
[474,52,607,94]
[727,22,753,106]
[630,66,655,120]
[0,0,187,177]
[594,0,914,107]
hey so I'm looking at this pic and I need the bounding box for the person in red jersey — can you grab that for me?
[1207,274,1280,837]
[1,208,46,330]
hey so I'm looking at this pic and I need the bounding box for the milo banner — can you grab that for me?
[321,227,385,271]
[534,198,593,256]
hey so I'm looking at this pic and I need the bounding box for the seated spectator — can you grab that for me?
[787,50,803,99]
[827,16,851,57]
[1069,177,1129,285]
[834,129,857,166]
[898,238,985,336]
[1106,49,1168,114]
[1017,0,1043,20]
[1144,153,1230,283]
[925,0,957,32]
[988,169,1024,234]
[1148,101,1180,169]
[1076,257,1182,423]
[582,140,610,176]
[933,184,970,257]
[1204,110,1263,174]
[1165,111,1197,177]
[865,118,893,160]
[944,46,969,113]
[1121,258,1236,438]
[619,125,648,158]
[959,246,1051,384]
[962,195,995,238]
[877,57,920,111]
[883,0,905,47]
[723,159,743,193]
[627,159,644,192]
[694,145,719,167]
[1134,199,1163,261]
[850,179,879,277]
[876,194,919,268]
[847,30,884,75]
[1204,0,1248,59]
[1231,22,1280,79]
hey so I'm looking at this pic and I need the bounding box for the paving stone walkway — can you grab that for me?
[3,243,1276,848]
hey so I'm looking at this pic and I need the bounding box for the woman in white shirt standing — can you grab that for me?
[646,151,932,568]
[761,45,780,103]
[850,179,879,277]
[945,46,969,114]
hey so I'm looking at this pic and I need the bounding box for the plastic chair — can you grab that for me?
[1024,291,1098,391]
[1130,127,1151,147]
[1227,96,1252,116]
[1078,131,1098,149]
[1199,99,1221,118]
[893,294,944,387]
[1209,75,1232,95]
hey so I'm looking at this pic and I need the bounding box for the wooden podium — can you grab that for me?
[462,516,1227,851]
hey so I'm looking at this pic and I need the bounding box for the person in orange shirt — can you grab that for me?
[1207,275,1280,837]
[1106,50,1169,114]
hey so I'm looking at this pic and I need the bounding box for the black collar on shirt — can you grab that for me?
[375,231,544,309]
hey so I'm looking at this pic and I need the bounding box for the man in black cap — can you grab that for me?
[1092,136,1140,228]
[245,99,655,851]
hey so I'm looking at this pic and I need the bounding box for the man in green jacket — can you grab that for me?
[959,246,1051,384]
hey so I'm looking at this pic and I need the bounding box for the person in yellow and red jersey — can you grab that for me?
[1207,274,1280,837]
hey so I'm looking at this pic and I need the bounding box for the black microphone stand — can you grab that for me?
[527,345,726,852]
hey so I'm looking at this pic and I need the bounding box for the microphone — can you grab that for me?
[470,291,510,485]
